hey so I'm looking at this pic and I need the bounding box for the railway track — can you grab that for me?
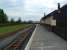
[3,25,36,50]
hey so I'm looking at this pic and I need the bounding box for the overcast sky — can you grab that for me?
[0,0,67,21]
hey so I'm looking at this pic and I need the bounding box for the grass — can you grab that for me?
[0,24,31,39]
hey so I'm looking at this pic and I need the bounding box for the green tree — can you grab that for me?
[11,18,14,23]
[0,9,8,23]
[17,17,21,23]
[28,20,33,24]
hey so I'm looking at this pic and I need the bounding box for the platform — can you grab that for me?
[25,24,67,50]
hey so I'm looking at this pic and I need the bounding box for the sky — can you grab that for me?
[0,0,67,21]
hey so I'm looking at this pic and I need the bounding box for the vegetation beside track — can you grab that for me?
[0,24,32,39]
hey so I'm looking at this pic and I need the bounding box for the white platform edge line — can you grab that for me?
[25,24,38,50]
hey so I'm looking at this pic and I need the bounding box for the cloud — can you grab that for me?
[0,0,67,21]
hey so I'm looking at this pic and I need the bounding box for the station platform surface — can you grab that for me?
[29,24,67,50]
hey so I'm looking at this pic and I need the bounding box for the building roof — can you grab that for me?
[42,10,58,19]
[42,4,67,20]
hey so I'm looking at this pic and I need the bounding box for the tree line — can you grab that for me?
[0,9,22,24]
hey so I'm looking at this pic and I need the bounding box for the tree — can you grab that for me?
[0,9,8,23]
[11,18,14,23]
[17,17,21,23]
[3,14,8,23]
[28,20,33,23]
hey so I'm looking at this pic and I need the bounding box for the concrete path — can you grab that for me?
[30,24,67,50]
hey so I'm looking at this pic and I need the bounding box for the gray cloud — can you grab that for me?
[0,0,67,21]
